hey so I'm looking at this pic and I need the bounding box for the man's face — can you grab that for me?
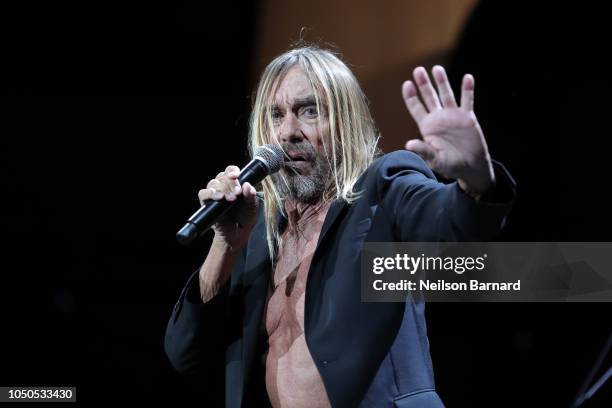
[269,65,332,204]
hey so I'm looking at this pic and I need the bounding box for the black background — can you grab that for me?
[2,1,611,407]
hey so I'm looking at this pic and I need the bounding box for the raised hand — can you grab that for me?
[402,66,495,196]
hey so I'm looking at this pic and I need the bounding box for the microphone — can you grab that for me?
[176,144,284,245]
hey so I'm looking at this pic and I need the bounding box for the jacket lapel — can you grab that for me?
[317,199,348,248]
[238,219,271,407]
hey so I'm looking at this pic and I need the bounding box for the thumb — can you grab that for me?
[241,182,259,211]
[405,139,436,162]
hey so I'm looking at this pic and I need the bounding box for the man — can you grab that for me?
[164,45,515,407]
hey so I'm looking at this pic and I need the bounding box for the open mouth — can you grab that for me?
[286,152,310,163]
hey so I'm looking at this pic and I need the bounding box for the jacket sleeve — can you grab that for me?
[376,150,516,241]
[164,246,247,374]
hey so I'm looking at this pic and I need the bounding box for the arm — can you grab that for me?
[164,242,246,374]
[164,165,259,374]
[379,65,516,240]
[377,150,515,242]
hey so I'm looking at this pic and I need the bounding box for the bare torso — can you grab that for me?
[263,201,331,408]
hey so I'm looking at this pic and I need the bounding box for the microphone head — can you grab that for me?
[254,144,284,174]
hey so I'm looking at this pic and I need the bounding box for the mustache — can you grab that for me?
[280,141,318,162]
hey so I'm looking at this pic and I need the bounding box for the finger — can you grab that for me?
[405,139,437,162]
[211,171,236,198]
[241,182,257,197]
[213,174,235,196]
[402,80,427,124]
[225,165,240,179]
[432,65,457,108]
[206,178,221,189]
[198,188,223,205]
[224,165,241,196]
[241,182,258,208]
[413,66,441,112]
[206,179,227,198]
[198,188,210,203]
[460,74,475,111]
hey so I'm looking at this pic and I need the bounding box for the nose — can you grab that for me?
[277,112,304,144]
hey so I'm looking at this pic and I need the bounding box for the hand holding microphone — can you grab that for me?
[176,144,283,246]
[197,165,259,249]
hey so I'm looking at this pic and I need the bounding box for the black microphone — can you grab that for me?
[176,144,284,245]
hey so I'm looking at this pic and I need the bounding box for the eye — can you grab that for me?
[271,108,283,123]
[301,105,318,118]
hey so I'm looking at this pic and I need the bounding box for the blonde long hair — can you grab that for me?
[248,45,380,260]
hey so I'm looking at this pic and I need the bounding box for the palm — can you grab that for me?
[402,66,493,191]
[418,108,484,178]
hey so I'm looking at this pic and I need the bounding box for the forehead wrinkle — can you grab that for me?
[273,88,314,108]
[271,66,317,108]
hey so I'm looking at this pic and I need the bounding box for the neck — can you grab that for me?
[284,199,329,230]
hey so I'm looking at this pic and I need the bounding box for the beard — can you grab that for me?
[271,141,332,205]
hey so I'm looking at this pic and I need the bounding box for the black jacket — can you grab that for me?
[164,150,516,407]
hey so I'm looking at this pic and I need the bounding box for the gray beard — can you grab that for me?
[271,144,331,205]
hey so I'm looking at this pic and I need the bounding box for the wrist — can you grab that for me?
[199,238,239,302]
[211,234,246,254]
[457,159,496,198]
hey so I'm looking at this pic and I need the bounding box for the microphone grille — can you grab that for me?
[254,144,284,174]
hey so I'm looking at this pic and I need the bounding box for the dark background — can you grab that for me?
[2,1,611,407]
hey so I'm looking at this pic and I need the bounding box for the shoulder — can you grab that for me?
[373,150,434,175]
[358,150,436,189]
